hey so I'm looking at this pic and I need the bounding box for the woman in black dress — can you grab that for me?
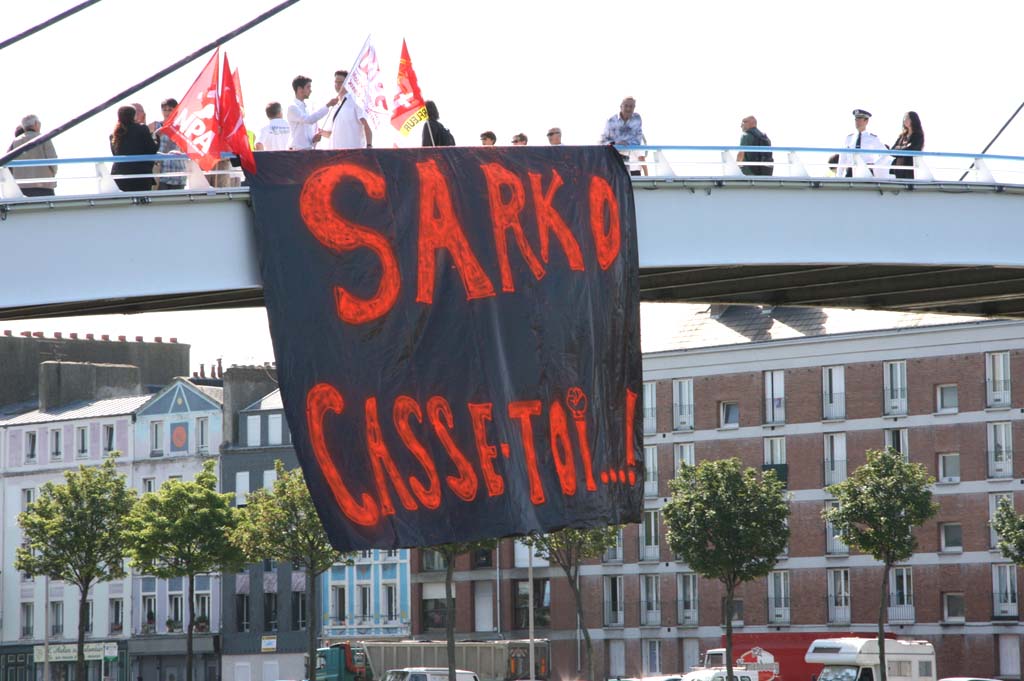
[110,105,158,191]
[891,111,924,180]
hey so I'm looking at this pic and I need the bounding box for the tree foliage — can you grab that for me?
[823,448,938,681]
[124,460,241,681]
[663,458,789,681]
[523,527,620,681]
[16,455,136,681]
[994,497,1024,565]
[233,460,347,681]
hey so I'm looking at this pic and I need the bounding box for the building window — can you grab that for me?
[643,381,657,434]
[943,592,965,622]
[235,471,250,506]
[677,573,698,625]
[884,428,909,461]
[764,369,785,424]
[150,421,163,454]
[246,414,261,447]
[50,428,62,460]
[50,601,64,637]
[720,401,739,428]
[196,417,209,452]
[888,567,914,623]
[102,424,115,454]
[603,576,623,626]
[883,360,908,416]
[142,477,156,494]
[938,453,960,483]
[764,436,786,464]
[936,384,959,413]
[195,575,211,620]
[641,510,660,561]
[825,501,847,555]
[643,639,662,675]
[142,583,157,632]
[264,592,278,631]
[383,583,398,622]
[109,599,123,634]
[356,584,371,624]
[768,570,790,624]
[721,596,744,625]
[421,597,447,631]
[263,468,278,490]
[331,585,346,624]
[673,378,694,430]
[421,549,447,572]
[827,568,851,624]
[993,564,1019,617]
[514,579,550,628]
[472,549,493,568]
[236,593,250,632]
[987,351,1012,408]
[674,442,694,476]
[991,493,1014,548]
[76,426,88,458]
[20,603,33,638]
[85,599,94,634]
[603,527,624,563]
[21,487,35,513]
[25,431,37,461]
[268,414,283,445]
[824,433,847,485]
[292,590,308,629]
[641,575,661,626]
[822,365,846,420]
[643,446,659,497]
[988,421,1013,479]
[940,523,963,552]
[168,594,182,629]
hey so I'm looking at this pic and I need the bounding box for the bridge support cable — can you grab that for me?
[0,1,103,52]
[0,0,302,169]
[959,98,1024,180]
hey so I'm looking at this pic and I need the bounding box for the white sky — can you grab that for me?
[3,0,1024,372]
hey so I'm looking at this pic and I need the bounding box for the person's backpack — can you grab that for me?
[746,128,774,174]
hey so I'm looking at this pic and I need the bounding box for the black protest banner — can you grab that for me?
[246,145,642,550]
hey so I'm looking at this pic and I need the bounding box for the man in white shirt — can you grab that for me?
[255,102,291,151]
[837,109,888,178]
[323,70,373,150]
[286,75,338,150]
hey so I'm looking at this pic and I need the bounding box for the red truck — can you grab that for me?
[696,632,885,681]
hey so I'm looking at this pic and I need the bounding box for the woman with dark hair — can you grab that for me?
[891,111,924,180]
[110,105,158,191]
[421,100,455,147]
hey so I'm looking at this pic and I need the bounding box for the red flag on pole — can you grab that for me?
[220,53,256,173]
[391,39,428,136]
[159,49,222,171]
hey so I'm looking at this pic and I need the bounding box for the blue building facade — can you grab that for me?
[321,549,411,640]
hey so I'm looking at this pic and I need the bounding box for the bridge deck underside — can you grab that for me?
[640,264,1024,317]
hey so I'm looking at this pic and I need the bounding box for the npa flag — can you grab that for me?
[220,54,256,173]
[245,146,643,550]
[391,39,428,136]
[160,49,221,171]
[343,35,389,130]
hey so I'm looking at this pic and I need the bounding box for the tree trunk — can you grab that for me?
[724,582,735,681]
[186,573,195,681]
[565,569,593,681]
[878,564,889,681]
[76,581,90,681]
[444,552,456,681]
[307,568,319,681]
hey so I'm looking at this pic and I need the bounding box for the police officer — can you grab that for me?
[838,109,888,178]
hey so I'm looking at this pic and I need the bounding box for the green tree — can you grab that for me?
[124,460,241,681]
[994,496,1024,564]
[663,458,789,681]
[16,456,136,681]
[823,448,938,681]
[233,460,348,681]
[427,540,498,681]
[522,527,620,681]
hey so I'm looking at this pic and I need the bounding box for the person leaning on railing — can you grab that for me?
[109,105,158,192]
[7,114,57,196]
[890,111,925,180]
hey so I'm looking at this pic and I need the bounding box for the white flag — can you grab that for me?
[343,35,390,130]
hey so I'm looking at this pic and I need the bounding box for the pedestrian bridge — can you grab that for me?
[2,146,1023,320]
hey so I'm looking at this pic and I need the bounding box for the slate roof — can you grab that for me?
[0,394,154,427]
[640,303,988,354]
[243,388,283,412]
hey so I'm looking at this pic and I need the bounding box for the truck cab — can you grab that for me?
[316,642,371,681]
[805,638,936,681]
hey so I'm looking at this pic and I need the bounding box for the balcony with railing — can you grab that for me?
[824,457,847,486]
[987,379,1012,408]
[603,543,622,563]
[514,604,551,629]
[822,392,846,420]
[827,597,851,625]
[767,596,791,624]
[640,600,662,626]
[764,397,786,425]
[51,623,63,637]
[762,463,788,487]
[643,406,657,435]
[603,602,623,627]
[887,594,915,623]
[988,449,1014,478]
[993,590,1019,619]
[20,625,32,639]
[677,600,698,626]
[644,474,659,497]
[640,542,660,562]
[826,528,849,556]
[883,387,908,416]
[674,403,694,431]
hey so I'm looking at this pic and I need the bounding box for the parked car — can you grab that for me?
[383,668,480,681]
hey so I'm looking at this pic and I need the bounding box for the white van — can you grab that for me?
[805,638,936,681]
[382,668,480,681]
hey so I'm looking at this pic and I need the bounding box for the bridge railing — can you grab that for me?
[4,146,1024,201]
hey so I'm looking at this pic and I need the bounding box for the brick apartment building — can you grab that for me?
[409,305,1024,680]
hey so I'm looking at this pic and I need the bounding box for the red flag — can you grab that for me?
[390,39,428,136]
[220,54,256,173]
[159,49,221,171]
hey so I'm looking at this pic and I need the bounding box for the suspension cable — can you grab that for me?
[0,1,103,52]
